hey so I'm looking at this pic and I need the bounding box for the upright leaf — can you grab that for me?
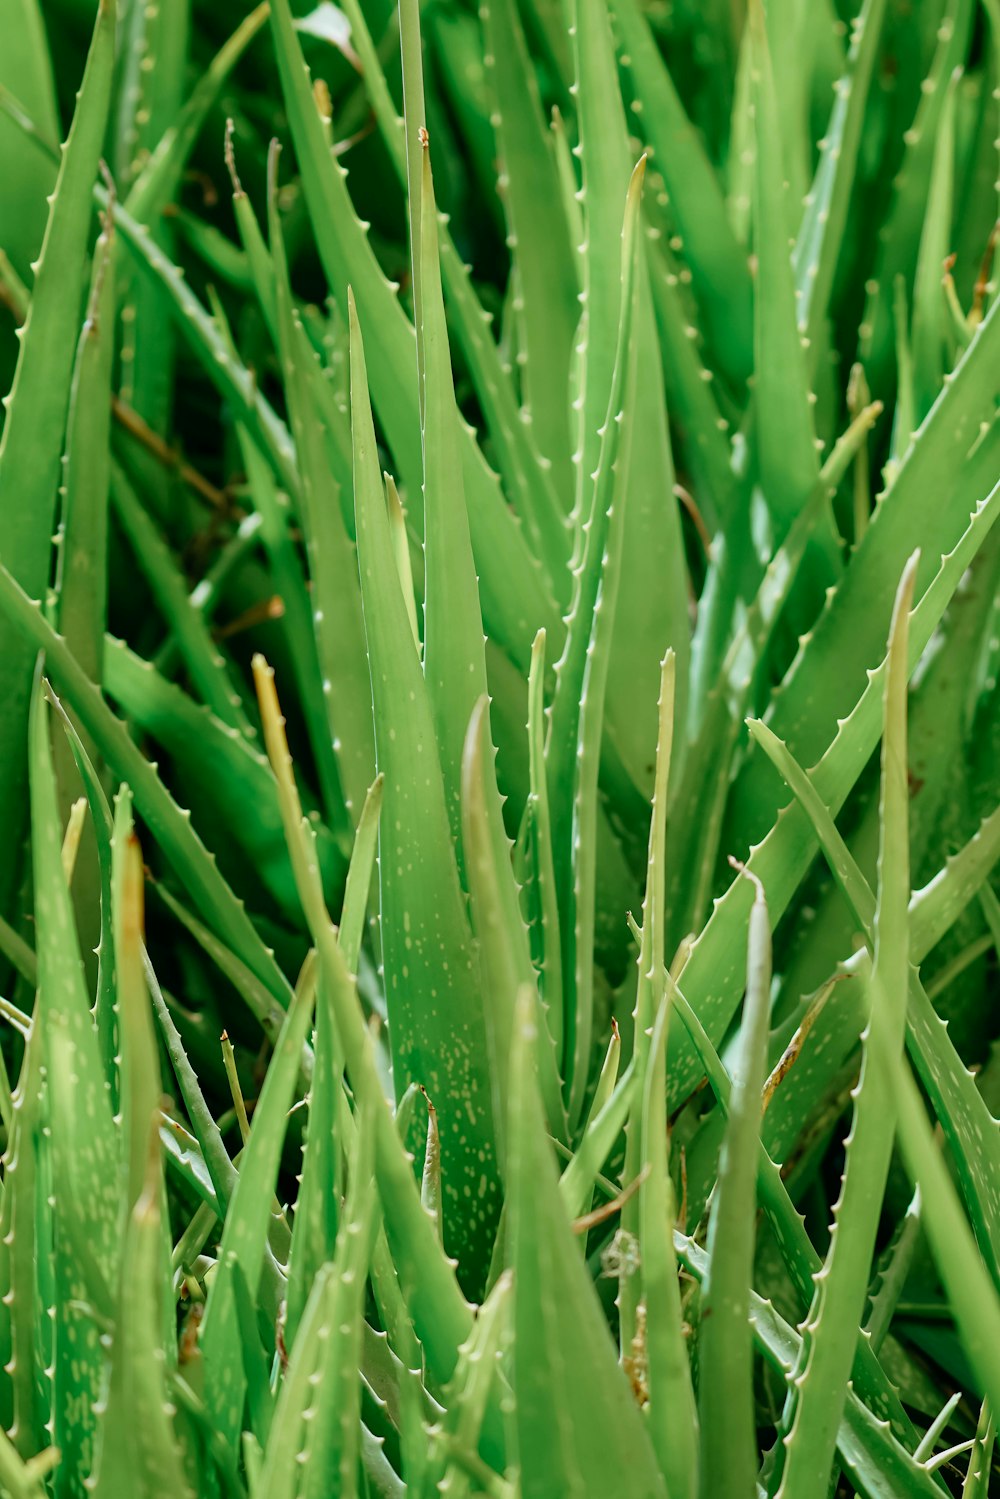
[0,0,115,908]
[508,990,668,1499]
[698,871,772,1499]
[29,676,119,1496]
[775,559,918,1499]
[349,293,501,1283]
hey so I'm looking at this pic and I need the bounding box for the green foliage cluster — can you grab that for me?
[0,0,997,1493]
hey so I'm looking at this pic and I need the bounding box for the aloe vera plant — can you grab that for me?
[0,0,997,1492]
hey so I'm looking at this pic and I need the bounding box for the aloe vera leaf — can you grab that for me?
[92,1149,195,1499]
[267,156,374,828]
[859,0,975,391]
[674,1233,944,1499]
[0,1008,47,1456]
[481,0,577,491]
[382,475,421,653]
[394,0,570,586]
[174,210,253,294]
[0,1427,48,1499]
[103,636,347,923]
[895,519,999,868]
[91,819,193,1499]
[762,0,810,206]
[50,214,115,982]
[559,1061,638,1223]
[419,1097,440,1235]
[762,482,1000,1018]
[779,503,995,995]
[199,955,316,1450]
[0,912,35,988]
[671,978,919,1447]
[349,296,503,1278]
[669,468,843,945]
[620,653,675,1333]
[29,676,120,1495]
[699,873,773,1499]
[629,658,697,1496]
[890,1050,1000,1417]
[570,0,691,797]
[794,0,889,353]
[364,1265,425,1499]
[251,657,487,1429]
[945,65,992,310]
[548,156,644,1121]
[0,0,57,285]
[962,1400,995,1498]
[519,629,563,1048]
[912,71,959,419]
[357,1312,429,1445]
[602,297,690,802]
[257,1259,340,1493]
[462,696,565,1149]
[230,1263,275,1452]
[548,103,584,269]
[729,300,1000,853]
[749,0,839,578]
[111,795,164,1218]
[112,0,190,449]
[145,953,241,1220]
[0,572,295,1019]
[55,213,114,687]
[637,996,698,1499]
[609,0,753,389]
[339,773,383,974]
[268,0,556,668]
[203,213,333,504]
[588,1021,622,1139]
[154,909,288,1107]
[886,272,918,471]
[44,686,119,1088]
[507,989,668,1499]
[429,7,504,217]
[981,884,1000,960]
[749,722,1000,1282]
[151,509,262,680]
[754,797,1000,1189]
[416,140,493,842]
[983,9,1000,248]
[773,559,917,1499]
[517,0,573,94]
[866,1190,923,1355]
[0,0,115,911]
[644,232,738,529]
[302,1123,379,1498]
[429,1274,511,1499]
[286,784,379,1349]
[110,462,252,737]
[248,1259,325,1499]
[124,3,268,225]
[114,0,189,190]
[101,186,300,500]
[393,0,426,361]
[726,21,754,244]
[756,733,1000,973]
[357,1278,427,1499]
[200,1037,293,1282]
[665,476,1000,1111]
[167,1378,244,1499]
[233,427,352,848]
[160,1118,218,1216]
